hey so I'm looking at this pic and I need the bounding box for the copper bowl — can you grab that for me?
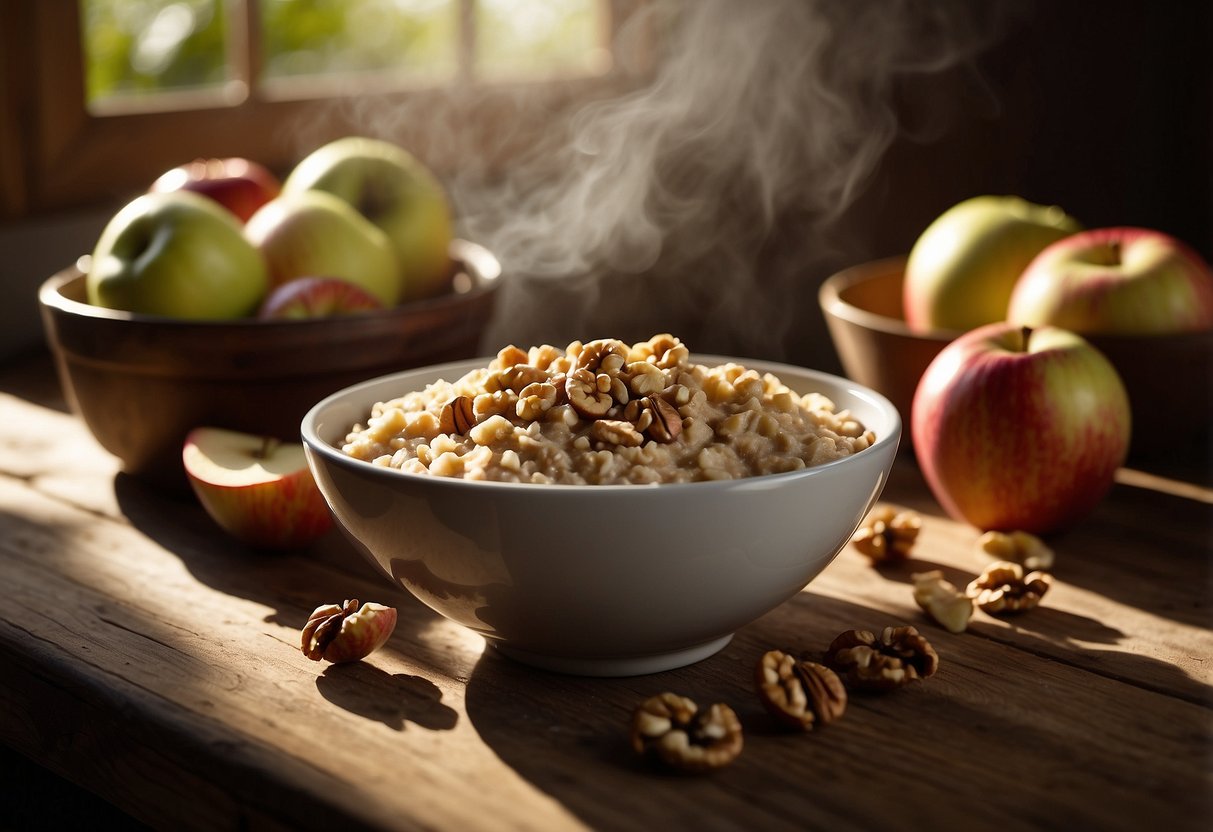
[40,238,501,488]
[819,256,1213,454]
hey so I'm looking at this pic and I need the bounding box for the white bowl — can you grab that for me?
[302,356,901,676]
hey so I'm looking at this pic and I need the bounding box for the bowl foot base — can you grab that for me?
[492,635,733,677]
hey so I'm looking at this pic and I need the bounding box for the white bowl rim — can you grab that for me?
[301,353,902,495]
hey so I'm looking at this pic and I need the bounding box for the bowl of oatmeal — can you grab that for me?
[302,335,901,676]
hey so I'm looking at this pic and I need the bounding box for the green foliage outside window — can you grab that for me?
[82,0,600,106]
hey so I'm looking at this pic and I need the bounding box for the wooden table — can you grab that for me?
[2,350,1210,831]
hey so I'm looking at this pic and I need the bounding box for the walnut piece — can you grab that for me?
[633,333,690,369]
[967,561,1052,615]
[300,599,397,663]
[622,394,683,444]
[911,571,974,634]
[631,692,743,772]
[439,395,476,434]
[755,650,847,730]
[823,626,939,692]
[978,530,1055,571]
[515,382,559,421]
[590,419,644,447]
[851,506,922,562]
[644,395,683,443]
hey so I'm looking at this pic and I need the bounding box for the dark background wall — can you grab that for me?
[486,1,1212,373]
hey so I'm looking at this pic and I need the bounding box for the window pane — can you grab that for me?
[259,0,458,83]
[476,0,606,78]
[82,0,230,105]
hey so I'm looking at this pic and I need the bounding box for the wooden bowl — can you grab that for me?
[39,239,501,489]
[819,256,1213,455]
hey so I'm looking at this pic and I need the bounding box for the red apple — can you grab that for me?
[1008,226,1213,334]
[257,276,385,320]
[911,323,1130,534]
[183,427,333,549]
[151,157,281,223]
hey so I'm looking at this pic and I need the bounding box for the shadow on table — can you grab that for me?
[109,471,459,675]
[316,662,458,732]
[463,585,1213,829]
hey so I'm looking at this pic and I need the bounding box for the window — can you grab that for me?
[1,0,653,219]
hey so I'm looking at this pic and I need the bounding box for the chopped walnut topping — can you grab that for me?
[978,530,1055,571]
[631,693,743,772]
[851,506,922,562]
[755,650,847,730]
[823,626,939,692]
[911,571,974,634]
[967,561,1052,615]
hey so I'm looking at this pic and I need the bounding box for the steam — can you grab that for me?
[292,0,1020,356]
[451,0,1018,355]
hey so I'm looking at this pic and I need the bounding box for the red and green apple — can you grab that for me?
[1007,226,1213,334]
[903,195,1082,333]
[911,322,1130,534]
[244,190,401,305]
[183,427,333,550]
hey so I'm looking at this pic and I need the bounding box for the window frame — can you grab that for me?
[1,0,655,220]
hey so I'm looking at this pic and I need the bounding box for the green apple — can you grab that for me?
[244,191,402,305]
[283,136,454,302]
[903,195,1083,333]
[1008,226,1213,334]
[86,191,269,319]
[183,427,333,550]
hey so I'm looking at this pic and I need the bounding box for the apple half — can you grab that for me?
[183,427,333,549]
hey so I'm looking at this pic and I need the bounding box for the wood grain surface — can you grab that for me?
[1,352,1210,832]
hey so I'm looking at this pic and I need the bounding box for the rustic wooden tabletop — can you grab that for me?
[1,351,1210,832]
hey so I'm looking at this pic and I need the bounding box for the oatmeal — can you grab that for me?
[339,334,876,485]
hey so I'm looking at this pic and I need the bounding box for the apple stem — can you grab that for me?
[1020,325,1033,352]
[256,436,278,460]
[1108,239,1121,265]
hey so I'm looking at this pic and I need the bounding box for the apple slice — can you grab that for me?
[183,427,333,549]
[257,276,385,320]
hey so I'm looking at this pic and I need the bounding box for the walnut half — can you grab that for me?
[630,692,743,772]
[967,561,1052,615]
[755,650,847,731]
[300,599,398,663]
[851,506,922,563]
[978,530,1055,572]
[823,626,939,692]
